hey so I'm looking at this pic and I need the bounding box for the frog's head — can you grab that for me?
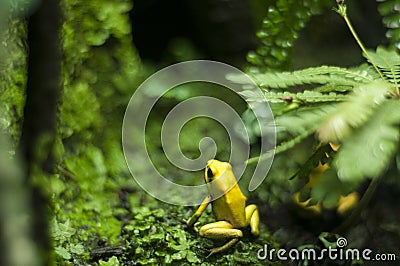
[205,159,231,183]
[205,159,237,197]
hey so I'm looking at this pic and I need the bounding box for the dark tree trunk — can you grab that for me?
[20,0,62,264]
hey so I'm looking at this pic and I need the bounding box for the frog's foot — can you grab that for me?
[245,204,260,237]
[199,221,243,257]
[206,238,239,258]
[193,222,201,232]
[183,218,201,232]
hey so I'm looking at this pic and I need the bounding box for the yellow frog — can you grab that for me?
[186,159,260,256]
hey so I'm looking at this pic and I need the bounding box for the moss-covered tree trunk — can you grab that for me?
[19,0,62,264]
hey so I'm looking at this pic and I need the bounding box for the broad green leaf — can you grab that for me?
[334,100,400,182]
[55,246,71,260]
[317,80,394,143]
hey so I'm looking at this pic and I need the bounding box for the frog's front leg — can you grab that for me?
[199,221,243,256]
[245,204,260,237]
[186,195,211,229]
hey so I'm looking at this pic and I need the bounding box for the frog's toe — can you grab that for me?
[206,238,239,257]
[193,222,201,232]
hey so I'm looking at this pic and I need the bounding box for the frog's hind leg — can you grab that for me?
[245,204,260,236]
[199,221,242,256]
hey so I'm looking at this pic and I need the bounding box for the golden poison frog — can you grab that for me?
[186,159,259,256]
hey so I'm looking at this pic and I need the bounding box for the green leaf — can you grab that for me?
[245,106,334,165]
[318,80,394,143]
[99,256,120,266]
[241,90,346,104]
[239,66,373,90]
[334,100,400,182]
[69,244,85,255]
[276,127,316,154]
[171,251,185,260]
[319,232,342,248]
[186,250,200,263]
[366,46,400,68]
[378,0,400,48]
[247,0,330,70]
[365,46,400,85]
[276,104,336,137]
[270,90,346,103]
[52,219,76,242]
[55,246,72,260]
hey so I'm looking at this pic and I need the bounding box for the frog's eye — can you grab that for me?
[206,167,214,183]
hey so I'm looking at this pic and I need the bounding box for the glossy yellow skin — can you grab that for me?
[186,160,259,256]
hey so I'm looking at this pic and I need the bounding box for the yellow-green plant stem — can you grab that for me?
[336,4,385,80]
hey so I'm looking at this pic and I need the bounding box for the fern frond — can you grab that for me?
[317,80,394,143]
[366,46,400,87]
[256,66,371,89]
[229,66,375,91]
[268,91,346,103]
[315,64,385,92]
[378,0,400,48]
[276,104,336,137]
[240,90,346,103]
[275,128,315,154]
[246,126,316,165]
[247,104,336,166]
[334,100,400,182]
[290,143,332,181]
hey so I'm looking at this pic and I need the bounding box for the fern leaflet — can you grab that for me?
[240,90,346,103]
[317,80,395,142]
[229,66,375,91]
[334,100,400,182]
[365,46,400,87]
[246,126,316,165]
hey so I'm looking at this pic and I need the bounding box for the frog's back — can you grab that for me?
[212,185,247,228]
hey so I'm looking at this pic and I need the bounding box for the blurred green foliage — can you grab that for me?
[0,16,26,147]
[378,0,400,49]
[247,0,331,71]
[55,0,276,263]
[1,0,399,265]
[53,0,143,263]
[235,2,400,212]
